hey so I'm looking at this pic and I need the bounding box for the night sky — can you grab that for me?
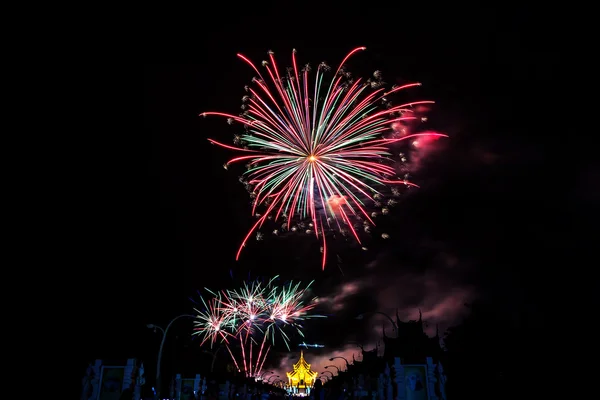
[79,4,587,394]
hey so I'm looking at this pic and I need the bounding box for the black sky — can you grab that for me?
[77,3,587,392]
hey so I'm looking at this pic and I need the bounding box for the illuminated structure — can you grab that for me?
[286,351,318,395]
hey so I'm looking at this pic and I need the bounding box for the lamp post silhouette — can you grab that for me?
[324,365,340,373]
[147,314,195,399]
[321,371,334,378]
[267,375,280,384]
[355,311,397,336]
[202,345,223,373]
[258,370,274,380]
[263,372,276,381]
[329,356,350,368]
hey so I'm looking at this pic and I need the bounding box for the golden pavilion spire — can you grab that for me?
[286,351,318,394]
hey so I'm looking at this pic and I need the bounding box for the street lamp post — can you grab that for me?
[147,314,195,399]
[355,311,398,336]
[267,375,280,384]
[262,372,275,382]
[202,345,223,373]
[259,370,274,380]
[329,356,350,368]
[321,371,334,378]
[324,365,340,373]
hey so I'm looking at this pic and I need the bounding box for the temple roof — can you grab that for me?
[287,351,317,379]
[291,351,311,371]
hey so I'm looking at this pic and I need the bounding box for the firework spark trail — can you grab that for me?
[253,333,270,376]
[232,333,271,378]
[226,344,242,372]
[239,333,250,376]
[256,341,271,377]
[193,278,322,377]
[202,47,448,269]
[248,334,253,376]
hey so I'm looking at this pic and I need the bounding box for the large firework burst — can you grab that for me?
[202,47,447,268]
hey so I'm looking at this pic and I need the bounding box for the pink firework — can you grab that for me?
[201,47,447,269]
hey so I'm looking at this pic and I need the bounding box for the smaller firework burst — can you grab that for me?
[192,295,234,347]
[263,280,318,344]
[192,277,323,377]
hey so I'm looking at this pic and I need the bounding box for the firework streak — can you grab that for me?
[201,47,447,269]
[192,277,322,377]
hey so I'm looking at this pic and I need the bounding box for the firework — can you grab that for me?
[201,47,447,269]
[225,333,272,378]
[192,294,234,347]
[192,278,321,377]
[264,280,317,342]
